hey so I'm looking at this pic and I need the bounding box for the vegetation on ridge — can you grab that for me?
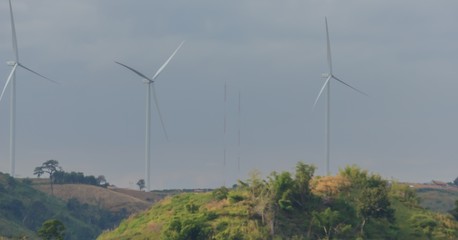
[99,162,458,239]
[0,172,102,239]
[0,161,130,239]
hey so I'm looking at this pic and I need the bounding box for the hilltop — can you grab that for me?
[33,182,207,214]
[1,162,458,239]
[0,173,127,239]
[0,171,183,239]
[99,162,458,240]
[413,183,458,213]
[33,184,152,213]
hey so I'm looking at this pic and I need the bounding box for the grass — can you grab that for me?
[33,184,151,213]
[0,173,141,239]
[417,187,458,213]
[99,182,458,239]
[98,192,266,240]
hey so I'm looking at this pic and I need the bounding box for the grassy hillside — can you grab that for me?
[99,163,458,240]
[416,186,458,213]
[0,173,129,239]
[98,192,260,239]
[34,184,151,213]
[0,173,94,239]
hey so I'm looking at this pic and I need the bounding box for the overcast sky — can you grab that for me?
[0,1,457,189]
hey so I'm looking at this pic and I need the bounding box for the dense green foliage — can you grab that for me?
[99,162,458,239]
[0,172,126,239]
[137,179,146,190]
[34,160,109,187]
[37,219,66,240]
[53,171,108,187]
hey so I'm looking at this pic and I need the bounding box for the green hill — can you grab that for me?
[0,173,127,239]
[415,186,458,213]
[33,184,152,213]
[98,162,458,239]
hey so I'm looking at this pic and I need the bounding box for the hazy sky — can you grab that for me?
[0,1,457,189]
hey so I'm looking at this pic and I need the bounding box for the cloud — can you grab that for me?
[0,1,457,188]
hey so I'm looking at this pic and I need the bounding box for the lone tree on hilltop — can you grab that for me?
[137,179,145,191]
[34,160,62,195]
[97,175,108,187]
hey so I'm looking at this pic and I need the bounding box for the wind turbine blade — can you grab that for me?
[115,61,153,82]
[151,84,169,140]
[9,0,19,61]
[17,63,58,84]
[313,75,332,109]
[325,17,332,74]
[332,75,368,96]
[152,41,185,80]
[0,64,18,103]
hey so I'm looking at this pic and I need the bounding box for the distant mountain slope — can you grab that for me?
[414,185,458,213]
[34,184,151,213]
[0,173,114,239]
[111,187,173,202]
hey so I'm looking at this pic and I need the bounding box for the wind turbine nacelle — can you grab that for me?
[6,61,16,66]
[142,79,152,84]
[321,73,330,78]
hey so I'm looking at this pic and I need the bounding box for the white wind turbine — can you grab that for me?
[1,0,55,177]
[313,17,367,176]
[115,41,184,191]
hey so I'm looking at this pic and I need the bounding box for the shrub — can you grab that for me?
[228,193,245,203]
[213,187,229,201]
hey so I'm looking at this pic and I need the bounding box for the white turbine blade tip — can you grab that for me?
[152,41,184,80]
[9,0,19,61]
[325,18,333,74]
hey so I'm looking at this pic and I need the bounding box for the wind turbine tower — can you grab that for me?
[115,41,184,191]
[237,90,241,178]
[313,17,367,176]
[1,0,54,177]
[223,82,227,186]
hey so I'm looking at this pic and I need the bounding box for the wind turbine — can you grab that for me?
[1,0,55,177]
[237,90,241,178]
[115,41,184,191]
[223,82,227,186]
[313,17,367,176]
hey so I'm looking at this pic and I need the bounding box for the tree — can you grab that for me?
[162,214,213,240]
[409,214,437,239]
[212,186,229,201]
[34,160,62,195]
[97,175,108,187]
[269,171,294,211]
[454,176,458,186]
[339,166,395,236]
[312,207,351,239]
[293,162,316,208]
[258,171,295,236]
[37,219,65,240]
[390,182,418,205]
[137,179,145,191]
